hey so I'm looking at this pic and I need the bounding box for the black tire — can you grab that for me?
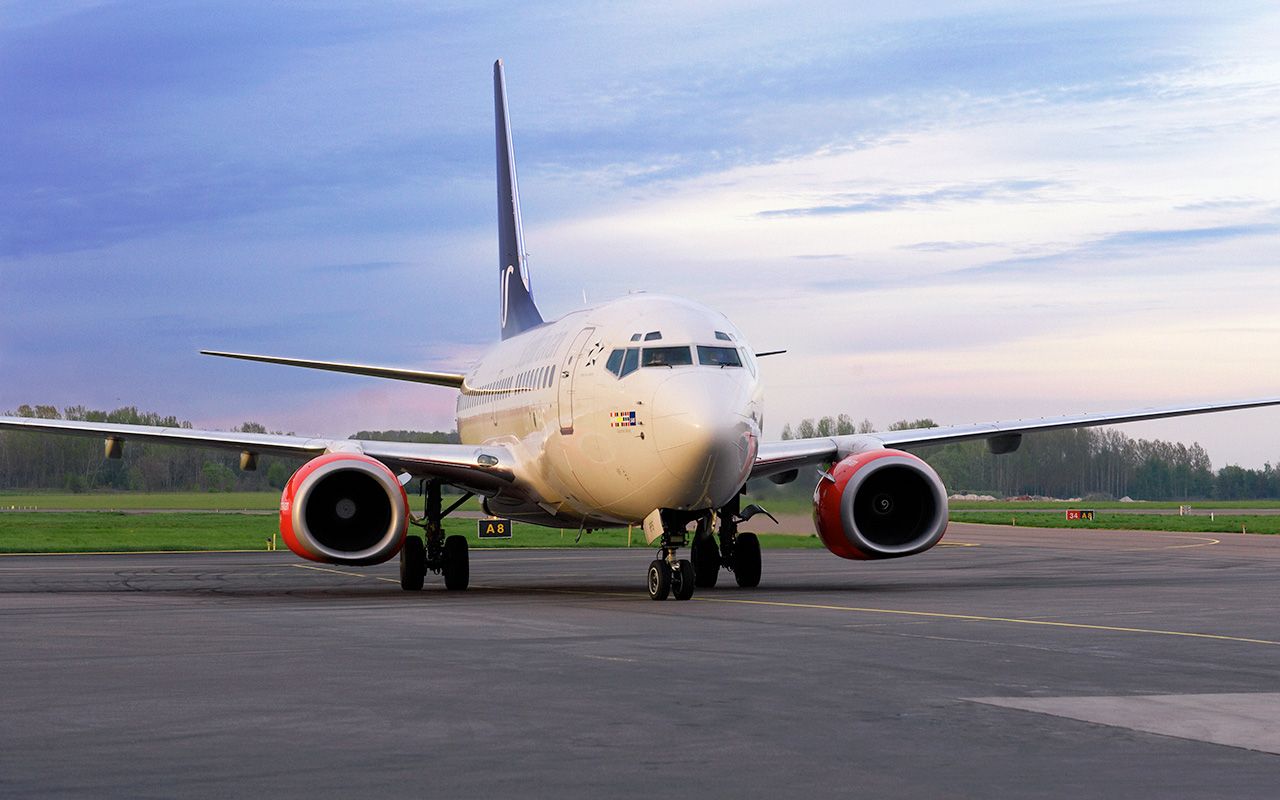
[733,532,761,588]
[400,536,425,591]
[443,535,469,591]
[671,559,696,600]
[691,535,719,588]
[647,559,671,601]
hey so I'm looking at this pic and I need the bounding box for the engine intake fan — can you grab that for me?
[279,453,409,565]
[812,449,948,560]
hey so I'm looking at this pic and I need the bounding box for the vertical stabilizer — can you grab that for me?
[494,60,545,340]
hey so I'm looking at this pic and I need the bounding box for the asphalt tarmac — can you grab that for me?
[2,523,1279,798]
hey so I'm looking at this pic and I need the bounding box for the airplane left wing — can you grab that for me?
[751,395,1280,481]
[0,417,516,493]
[200,350,467,388]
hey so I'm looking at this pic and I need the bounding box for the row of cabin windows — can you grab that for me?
[603,345,743,378]
[458,364,555,411]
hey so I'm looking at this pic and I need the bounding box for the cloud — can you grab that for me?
[948,222,1280,281]
[1175,198,1267,212]
[899,241,995,252]
[756,179,1057,218]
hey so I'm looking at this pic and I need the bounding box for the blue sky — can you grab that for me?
[3,1,1279,467]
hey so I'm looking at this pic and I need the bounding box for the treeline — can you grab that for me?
[0,404,460,493]
[771,414,1280,501]
[0,405,305,492]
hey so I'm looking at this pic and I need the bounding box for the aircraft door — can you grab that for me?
[557,327,596,434]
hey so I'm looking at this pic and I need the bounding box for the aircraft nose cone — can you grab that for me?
[651,370,758,508]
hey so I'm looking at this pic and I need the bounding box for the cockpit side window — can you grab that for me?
[714,331,734,341]
[697,345,742,367]
[605,349,625,376]
[644,331,663,341]
[641,346,693,367]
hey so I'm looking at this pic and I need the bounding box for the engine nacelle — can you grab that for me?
[812,449,948,560]
[279,453,408,565]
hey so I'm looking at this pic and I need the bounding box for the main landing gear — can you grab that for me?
[400,479,472,592]
[646,497,772,601]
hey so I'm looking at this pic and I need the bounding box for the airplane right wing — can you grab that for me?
[751,395,1280,481]
[0,416,517,494]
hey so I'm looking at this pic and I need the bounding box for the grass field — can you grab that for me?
[949,499,1280,511]
[759,495,1280,514]
[0,492,282,510]
[0,512,823,554]
[4,492,1278,553]
[953,512,1280,535]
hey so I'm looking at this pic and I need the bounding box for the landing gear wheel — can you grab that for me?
[732,532,761,588]
[671,559,696,600]
[691,536,719,588]
[647,559,672,601]
[400,536,426,591]
[442,535,469,591]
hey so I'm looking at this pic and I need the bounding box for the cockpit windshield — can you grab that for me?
[604,343,741,377]
[641,346,693,367]
[696,346,742,367]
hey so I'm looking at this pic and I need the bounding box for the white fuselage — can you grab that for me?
[456,294,763,528]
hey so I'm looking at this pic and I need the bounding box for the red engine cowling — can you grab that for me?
[813,449,949,560]
[279,453,409,565]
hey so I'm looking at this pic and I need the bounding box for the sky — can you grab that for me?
[2,1,1279,468]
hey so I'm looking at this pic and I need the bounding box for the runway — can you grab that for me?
[2,523,1279,798]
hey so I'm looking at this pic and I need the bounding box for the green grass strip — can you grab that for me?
[953,511,1280,535]
[0,512,822,554]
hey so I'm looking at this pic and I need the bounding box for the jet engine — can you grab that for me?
[279,453,409,565]
[812,449,948,560]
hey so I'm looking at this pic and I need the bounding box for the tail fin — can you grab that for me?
[494,59,545,340]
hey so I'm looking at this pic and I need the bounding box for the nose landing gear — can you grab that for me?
[644,498,771,599]
[646,510,699,601]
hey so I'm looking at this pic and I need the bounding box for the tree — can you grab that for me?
[201,462,237,493]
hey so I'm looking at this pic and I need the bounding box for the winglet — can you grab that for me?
[494,59,545,340]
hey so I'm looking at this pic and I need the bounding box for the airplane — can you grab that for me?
[4,60,1280,601]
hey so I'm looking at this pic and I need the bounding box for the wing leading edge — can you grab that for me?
[751,396,1280,481]
[200,351,466,388]
[0,416,516,493]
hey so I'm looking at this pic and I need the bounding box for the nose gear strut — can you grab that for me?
[646,509,700,601]
[645,497,771,599]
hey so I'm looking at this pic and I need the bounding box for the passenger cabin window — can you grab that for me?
[642,346,693,367]
[697,346,743,367]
